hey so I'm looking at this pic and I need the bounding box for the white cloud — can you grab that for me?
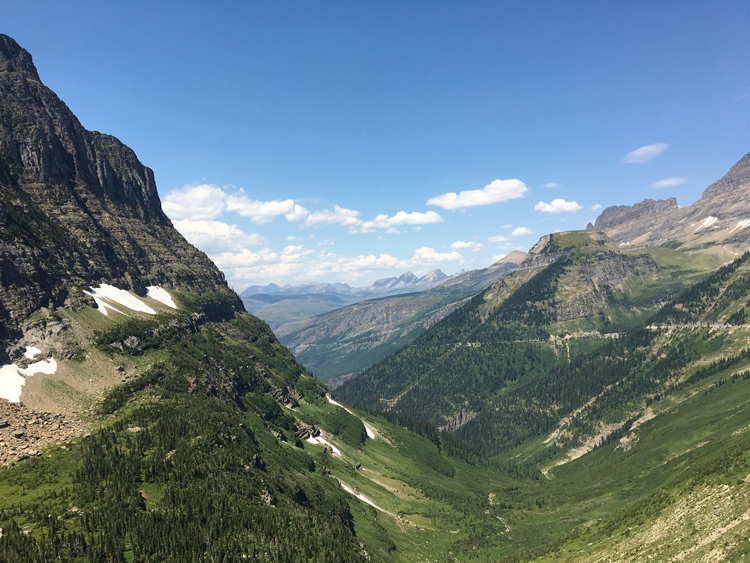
[317,240,335,246]
[488,235,510,243]
[163,183,311,224]
[360,210,443,232]
[534,198,583,213]
[412,246,464,263]
[172,219,267,253]
[226,194,305,224]
[623,143,668,163]
[450,240,483,252]
[426,179,528,210]
[511,227,534,236]
[651,177,687,188]
[545,182,560,188]
[212,248,278,269]
[287,235,304,241]
[162,184,228,220]
[591,204,602,211]
[303,205,362,228]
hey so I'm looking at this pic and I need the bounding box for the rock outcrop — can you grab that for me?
[0,34,241,357]
[586,152,750,249]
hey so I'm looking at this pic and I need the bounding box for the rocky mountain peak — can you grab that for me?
[700,151,750,200]
[587,198,679,232]
[584,151,750,250]
[494,250,527,265]
[0,34,40,81]
[0,35,240,355]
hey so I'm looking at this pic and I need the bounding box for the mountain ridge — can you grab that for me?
[0,34,239,359]
[587,151,750,251]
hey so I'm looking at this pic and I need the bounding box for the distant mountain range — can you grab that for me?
[240,269,454,338]
[242,269,450,300]
[280,251,527,383]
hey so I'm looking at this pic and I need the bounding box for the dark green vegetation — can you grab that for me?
[337,233,723,454]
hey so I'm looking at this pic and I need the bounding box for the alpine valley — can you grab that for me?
[1,34,750,562]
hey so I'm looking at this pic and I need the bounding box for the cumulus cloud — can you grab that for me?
[591,204,602,211]
[412,246,464,263]
[534,198,583,213]
[450,241,483,252]
[162,184,228,220]
[488,235,510,243]
[225,194,306,224]
[426,179,528,210]
[623,143,668,163]
[511,227,534,236]
[545,182,560,188]
[172,219,267,254]
[303,205,362,228]
[212,248,278,269]
[162,183,311,224]
[360,211,443,232]
[651,177,687,188]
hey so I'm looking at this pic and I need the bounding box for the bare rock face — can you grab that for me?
[587,152,750,249]
[0,34,242,357]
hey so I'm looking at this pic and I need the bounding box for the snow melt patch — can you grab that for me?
[339,482,385,512]
[147,286,178,309]
[24,346,42,360]
[85,284,156,316]
[694,216,718,232]
[328,395,376,439]
[305,435,342,457]
[729,219,750,234]
[0,348,58,402]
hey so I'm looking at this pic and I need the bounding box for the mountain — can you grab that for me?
[281,253,525,383]
[0,34,237,363]
[241,269,452,337]
[587,151,750,254]
[0,35,388,560]
[3,34,750,561]
[336,228,724,445]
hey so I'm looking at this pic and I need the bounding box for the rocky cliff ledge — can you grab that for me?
[0,35,241,356]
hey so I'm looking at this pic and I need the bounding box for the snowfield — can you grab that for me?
[729,219,750,234]
[147,286,178,309]
[84,284,177,316]
[0,347,58,402]
[694,216,718,232]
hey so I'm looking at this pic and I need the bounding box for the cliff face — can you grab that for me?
[587,152,750,249]
[0,35,240,355]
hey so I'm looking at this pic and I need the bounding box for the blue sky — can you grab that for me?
[6,1,750,289]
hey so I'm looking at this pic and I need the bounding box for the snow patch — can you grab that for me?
[694,216,718,232]
[328,395,376,439]
[305,435,342,457]
[24,346,42,360]
[0,350,58,402]
[85,284,156,316]
[729,219,750,234]
[339,482,385,512]
[147,286,178,309]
